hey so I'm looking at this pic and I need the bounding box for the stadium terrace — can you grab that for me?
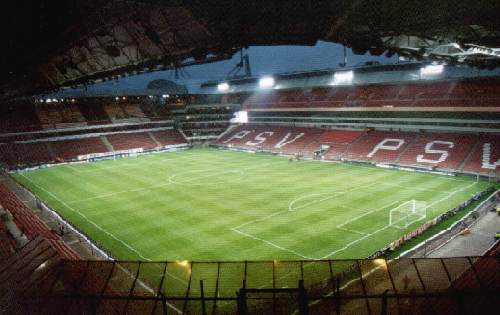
[0,1,499,314]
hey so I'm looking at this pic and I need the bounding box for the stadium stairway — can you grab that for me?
[100,135,115,151]
[458,139,482,172]
[148,131,163,147]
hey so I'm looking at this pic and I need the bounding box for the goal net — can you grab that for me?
[389,200,427,229]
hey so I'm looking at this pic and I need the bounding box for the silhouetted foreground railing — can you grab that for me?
[1,237,498,314]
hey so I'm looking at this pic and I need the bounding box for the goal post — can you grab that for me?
[389,200,427,229]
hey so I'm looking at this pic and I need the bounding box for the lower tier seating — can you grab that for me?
[0,130,187,168]
[0,185,80,260]
[216,124,499,175]
[151,130,187,147]
[106,132,163,151]
[52,137,109,161]
[0,142,54,167]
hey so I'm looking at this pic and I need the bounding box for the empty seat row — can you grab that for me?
[242,78,500,110]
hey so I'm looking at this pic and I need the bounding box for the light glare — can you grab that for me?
[332,71,353,85]
[259,76,275,88]
[217,82,229,92]
[420,64,444,75]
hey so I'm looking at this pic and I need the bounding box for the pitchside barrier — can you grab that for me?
[5,144,189,173]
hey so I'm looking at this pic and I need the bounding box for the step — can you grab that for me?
[100,136,114,152]
[148,131,162,147]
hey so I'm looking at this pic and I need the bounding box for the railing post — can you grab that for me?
[298,279,309,315]
[380,289,389,315]
[200,280,206,315]
[335,276,341,315]
[237,280,247,315]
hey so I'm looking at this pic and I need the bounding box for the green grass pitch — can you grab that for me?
[13,147,492,261]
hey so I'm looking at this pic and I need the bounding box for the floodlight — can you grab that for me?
[162,94,170,98]
[420,64,444,76]
[115,96,120,101]
[217,82,229,92]
[331,70,353,85]
[230,111,248,123]
[259,76,275,88]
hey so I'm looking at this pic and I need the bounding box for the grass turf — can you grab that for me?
[13,147,492,261]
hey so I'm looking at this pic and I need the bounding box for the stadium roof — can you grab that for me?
[1,0,500,99]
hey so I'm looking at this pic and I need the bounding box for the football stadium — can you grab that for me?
[0,1,499,314]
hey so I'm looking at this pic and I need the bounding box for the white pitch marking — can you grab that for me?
[19,173,151,260]
[321,181,479,259]
[337,201,399,228]
[68,182,173,204]
[231,228,316,260]
[19,173,190,288]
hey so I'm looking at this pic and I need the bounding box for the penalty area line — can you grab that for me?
[231,228,316,260]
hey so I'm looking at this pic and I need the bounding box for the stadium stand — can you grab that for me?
[217,124,499,176]
[0,184,58,240]
[0,222,14,261]
[0,102,41,133]
[462,134,500,175]
[343,131,417,163]
[0,142,54,167]
[106,131,163,151]
[51,137,109,161]
[77,102,112,125]
[150,129,188,147]
[0,184,79,261]
[242,78,500,110]
[36,103,87,130]
[398,133,479,170]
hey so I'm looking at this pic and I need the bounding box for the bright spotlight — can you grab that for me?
[420,64,444,76]
[217,82,229,92]
[176,260,190,268]
[259,76,275,89]
[373,258,387,270]
[162,94,169,98]
[331,70,353,85]
[115,96,120,101]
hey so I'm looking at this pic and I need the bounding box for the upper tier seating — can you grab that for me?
[0,103,41,133]
[242,78,500,110]
[217,124,499,175]
[104,103,150,123]
[77,103,112,125]
[36,103,87,130]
